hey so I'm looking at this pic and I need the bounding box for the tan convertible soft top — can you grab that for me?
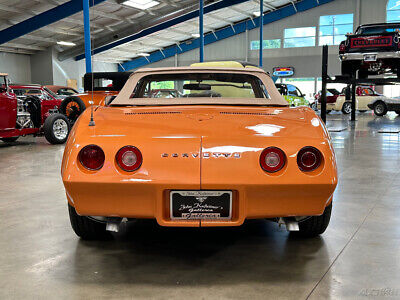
[112,67,288,106]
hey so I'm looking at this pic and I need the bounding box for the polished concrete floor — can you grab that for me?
[1,111,400,299]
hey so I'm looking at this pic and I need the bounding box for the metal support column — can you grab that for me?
[83,0,92,73]
[259,0,263,67]
[245,24,248,62]
[321,45,328,124]
[351,82,356,121]
[199,0,204,62]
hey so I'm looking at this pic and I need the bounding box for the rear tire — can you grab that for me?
[395,110,400,115]
[68,203,111,240]
[1,137,19,143]
[294,203,332,238]
[341,102,352,114]
[60,96,86,121]
[310,102,317,111]
[43,113,70,144]
[373,102,387,116]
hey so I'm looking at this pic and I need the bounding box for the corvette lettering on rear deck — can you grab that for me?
[161,152,241,158]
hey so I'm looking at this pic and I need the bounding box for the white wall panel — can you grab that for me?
[0,52,31,84]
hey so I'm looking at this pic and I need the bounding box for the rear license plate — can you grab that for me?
[170,190,232,220]
[364,54,377,62]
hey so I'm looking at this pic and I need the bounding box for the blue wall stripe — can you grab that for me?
[0,0,107,45]
[119,0,335,71]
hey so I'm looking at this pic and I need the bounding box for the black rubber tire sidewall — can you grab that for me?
[293,203,332,238]
[68,203,111,240]
[374,102,387,116]
[60,96,86,121]
[43,113,71,144]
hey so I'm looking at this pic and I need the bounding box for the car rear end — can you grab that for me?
[62,106,337,228]
[339,23,400,75]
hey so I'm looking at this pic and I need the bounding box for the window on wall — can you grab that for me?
[387,0,400,22]
[284,27,316,48]
[319,14,354,46]
[250,39,281,50]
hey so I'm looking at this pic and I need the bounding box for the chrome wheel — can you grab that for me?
[375,104,384,115]
[53,119,68,140]
[342,102,351,114]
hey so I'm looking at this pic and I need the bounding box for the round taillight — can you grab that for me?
[260,147,286,173]
[297,146,322,172]
[78,145,105,170]
[116,146,142,172]
[339,43,346,52]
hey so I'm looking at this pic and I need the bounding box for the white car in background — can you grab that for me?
[368,96,400,116]
[332,86,392,114]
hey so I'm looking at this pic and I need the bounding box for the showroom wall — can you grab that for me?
[31,48,54,85]
[145,0,386,80]
[0,52,31,83]
[0,47,116,89]
[29,48,117,91]
[52,53,117,91]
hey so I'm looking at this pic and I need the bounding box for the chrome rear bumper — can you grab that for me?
[340,51,400,61]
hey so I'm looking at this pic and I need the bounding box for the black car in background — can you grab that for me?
[339,23,400,78]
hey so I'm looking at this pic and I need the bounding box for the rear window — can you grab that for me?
[357,25,400,35]
[327,89,340,95]
[132,73,270,99]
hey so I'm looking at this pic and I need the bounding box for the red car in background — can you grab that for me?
[10,84,63,125]
[315,88,341,113]
[45,85,78,99]
[0,76,70,144]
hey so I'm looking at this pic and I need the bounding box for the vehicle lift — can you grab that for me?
[320,45,400,124]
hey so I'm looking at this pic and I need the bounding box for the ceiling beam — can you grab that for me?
[37,26,82,36]
[16,34,58,43]
[59,0,202,60]
[253,0,277,10]
[0,0,107,46]
[206,14,229,23]
[0,47,34,55]
[119,0,335,71]
[3,43,46,51]
[62,0,252,61]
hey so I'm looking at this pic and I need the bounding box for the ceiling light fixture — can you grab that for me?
[138,52,150,56]
[121,0,159,10]
[57,41,76,46]
[191,33,200,38]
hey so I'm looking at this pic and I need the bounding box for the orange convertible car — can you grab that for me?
[62,66,337,240]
